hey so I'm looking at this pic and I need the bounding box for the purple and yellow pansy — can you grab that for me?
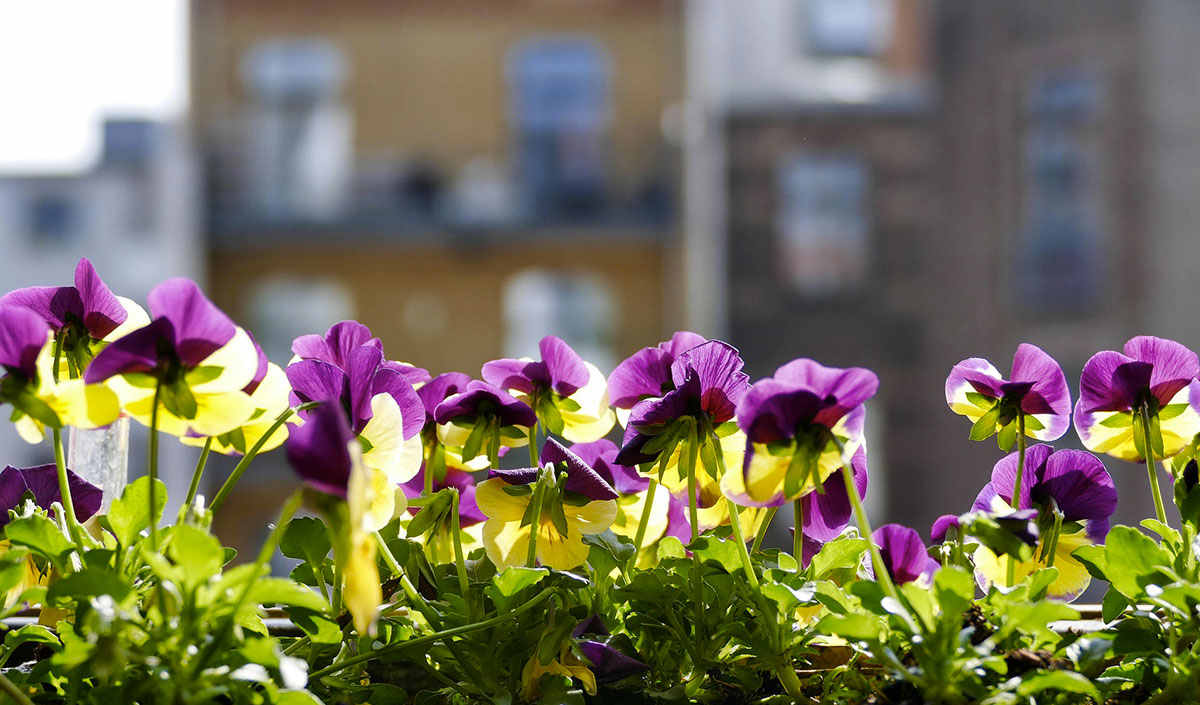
[946,343,1071,447]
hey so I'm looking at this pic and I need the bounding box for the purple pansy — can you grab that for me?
[615,341,750,466]
[1074,335,1200,462]
[725,358,876,507]
[435,381,537,430]
[570,439,647,495]
[285,403,355,499]
[930,514,961,544]
[607,331,708,410]
[287,345,424,440]
[483,336,590,398]
[872,524,939,586]
[291,321,382,369]
[577,641,650,685]
[418,372,474,426]
[971,445,1117,600]
[0,258,130,342]
[0,464,103,528]
[489,438,618,502]
[945,343,1071,446]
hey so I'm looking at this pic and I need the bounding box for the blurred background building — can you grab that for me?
[3,0,1200,560]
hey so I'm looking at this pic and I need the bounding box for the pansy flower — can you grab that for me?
[608,331,707,424]
[287,345,424,527]
[434,381,537,464]
[1074,336,1200,463]
[930,515,961,545]
[475,438,617,570]
[483,336,615,443]
[0,258,149,380]
[0,463,103,603]
[85,279,259,438]
[872,524,939,586]
[0,307,120,443]
[729,358,875,507]
[571,439,671,550]
[971,444,1117,601]
[416,372,488,476]
[946,344,1071,448]
[284,403,383,635]
[181,335,293,455]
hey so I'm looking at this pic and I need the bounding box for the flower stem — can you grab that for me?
[684,425,705,649]
[1007,415,1026,588]
[308,587,555,681]
[752,506,778,554]
[0,672,34,705]
[450,489,471,601]
[1142,403,1169,527]
[423,434,436,496]
[630,478,658,565]
[793,498,804,563]
[832,437,899,603]
[525,470,548,568]
[528,424,540,467]
[147,380,162,552]
[209,402,317,514]
[51,427,85,548]
[181,437,213,521]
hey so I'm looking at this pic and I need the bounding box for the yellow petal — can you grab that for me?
[610,489,670,544]
[559,362,616,443]
[190,327,259,394]
[534,520,592,570]
[14,415,45,445]
[344,441,382,635]
[565,500,617,535]
[483,519,530,571]
[105,297,151,342]
[475,478,530,522]
[361,393,423,485]
[43,380,121,430]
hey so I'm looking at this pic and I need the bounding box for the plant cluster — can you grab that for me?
[0,260,1197,703]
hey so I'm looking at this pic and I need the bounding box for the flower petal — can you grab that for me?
[474,478,530,522]
[147,278,236,367]
[73,258,127,339]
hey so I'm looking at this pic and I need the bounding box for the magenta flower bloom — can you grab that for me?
[571,438,647,495]
[971,444,1117,600]
[417,372,473,425]
[434,380,537,462]
[615,341,750,467]
[945,344,1071,449]
[0,463,102,527]
[725,358,876,507]
[292,321,382,369]
[930,514,961,544]
[872,524,939,586]
[607,331,708,411]
[85,278,260,438]
[483,336,614,442]
[1074,335,1200,463]
[1,258,148,377]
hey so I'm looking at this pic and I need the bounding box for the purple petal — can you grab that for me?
[737,380,826,444]
[0,306,50,378]
[1124,336,1200,406]
[628,375,701,429]
[481,358,545,396]
[570,438,648,494]
[417,372,473,421]
[664,492,692,543]
[1078,350,1142,414]
[345,346,385,431]
[614,427,657,467]
[930,514,961,544]
[84,317,173,383]
[403,467,485,526]
[944,358,1004,403]
[370,364,426,440]
[608,347,675,410]
[2,464,102,525]
[0,286,78,332]
[434,381,536,428]
[243,334,270,395]
[1035,449,1116,539]
[147,279,236,367]
[573,615,610,637]
[73,258,127,339]
[773,358,880,424]
[578,640,649,685]
[660,331,708,357]
[487,466,540,486]
[285,403,353,498]
[538,336,589,396]
[541,438,619,501]
[799,448,867,542]
[286,360,349,409]
[977,444,1055,511]
[873,524,937,585]
[1010,344,1071,423]
[670,341,750,424]
[382,360,431,387]
[291,320,381,368]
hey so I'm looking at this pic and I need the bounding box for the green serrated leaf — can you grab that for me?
[103,476,167,547]
[5,514,73,571]
[489,566,549,598]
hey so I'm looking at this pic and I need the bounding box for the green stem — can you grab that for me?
[793,498,804,563]
[181,437,213,520]
[528,421,540,467]
[423,435,435,497]
[450,489,471,601]
[210,402,318,513]
[525,470,548,568]
[0,672,34,705]
[630,478,659,564]
[308,587,555,681]
[51,427,85,548]
[1143,403,1169,527]
[1007,416,1026,588]
[832,437,899,603]
[193,489,303,675]
[752,506,779,554]
[1044,509,1063,569]
[147,380,162,552]
[724,498,760,591]
[683,425,705,649]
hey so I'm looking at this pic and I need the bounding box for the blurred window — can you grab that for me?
[247,276,355,363]
[1018,70,1103,314]
[28,194,78,243]
[807,0,894,57]
[775,152,870,296]
[503,269,616,374]
[507,39,611,219]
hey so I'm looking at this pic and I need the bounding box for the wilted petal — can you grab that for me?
[578,641,650,685]
[541,438,618,501]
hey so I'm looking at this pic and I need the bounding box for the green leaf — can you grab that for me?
[289,607,342,644]
[582,529,635,563]
[252,577,330,613]
[490,567,549,598]
[539,396,564,435]
[103,476,167,547]
[1099,411,1132,429]
[996,421,1017,451]
[405,491,453,538]
[816,613,882,642]
[1082,525,1173,600]
[272,692,324,705]
[1141,518,1181,547]
[3,625,58,654]
[169,524,225,587]
[1102,587,1129,622]
[809,537,869,581]
[161,380,199,419]
[46,568,131,605]
[5,514,73,571]
[969,406,1001,441]
[965,392,994,408]
[657,536,686,560]
[461,417,487,462]
[1027,567,1059,601]
[688,535,741,574]
[1016,670,1099,700]
[933,566,975,615]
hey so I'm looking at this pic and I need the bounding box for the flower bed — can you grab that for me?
[0,260,1195,703]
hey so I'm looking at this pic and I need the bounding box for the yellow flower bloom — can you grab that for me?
[476,477,617,571]
[521,643,597,700]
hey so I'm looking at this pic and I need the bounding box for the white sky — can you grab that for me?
[0,0,188,175]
